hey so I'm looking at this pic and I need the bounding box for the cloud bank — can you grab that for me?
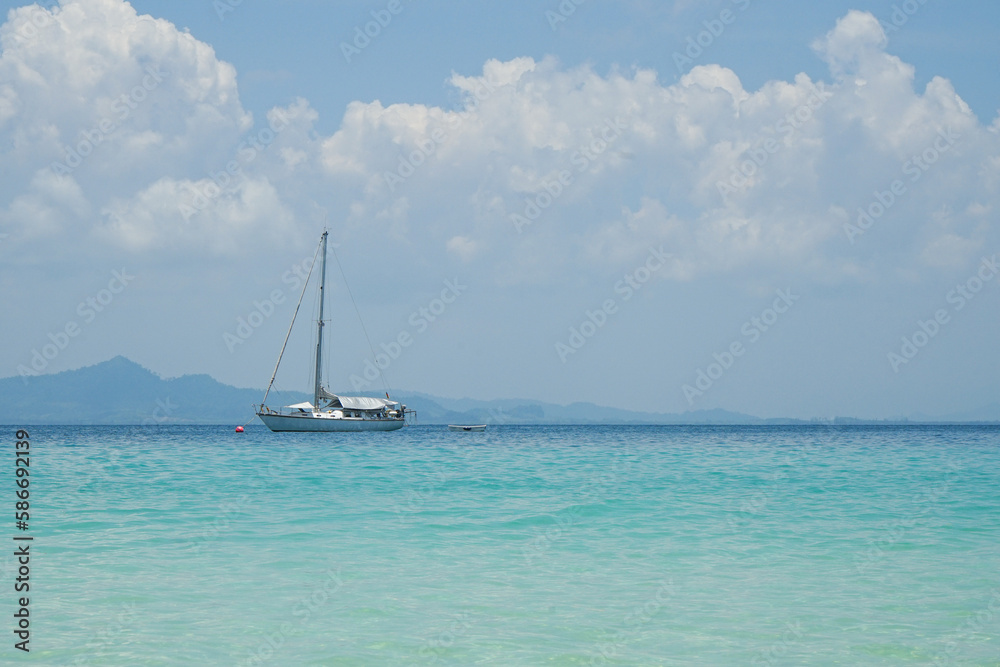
[2,3,996,286]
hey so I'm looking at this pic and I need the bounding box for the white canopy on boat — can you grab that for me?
[337,396,399,410]
[286,402,315,410]
[316,388,399,410]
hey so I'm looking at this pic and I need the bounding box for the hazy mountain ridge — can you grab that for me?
[2,357,998,425]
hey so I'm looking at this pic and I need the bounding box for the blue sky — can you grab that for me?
[1,0,999,419]
[116,0,1000,130]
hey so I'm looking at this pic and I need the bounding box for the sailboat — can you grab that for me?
[255,231,408,432]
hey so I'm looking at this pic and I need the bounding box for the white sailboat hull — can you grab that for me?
[258,412,405,432]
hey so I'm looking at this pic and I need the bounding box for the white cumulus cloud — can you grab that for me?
[0,2,997,291]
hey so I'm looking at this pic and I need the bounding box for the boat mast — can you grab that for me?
[313,230,329,408]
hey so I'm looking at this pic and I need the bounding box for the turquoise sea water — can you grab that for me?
[10,424,1000,665]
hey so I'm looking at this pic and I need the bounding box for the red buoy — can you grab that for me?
[235,425,244,433]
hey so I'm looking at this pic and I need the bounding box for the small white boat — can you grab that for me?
[448,425,486,432]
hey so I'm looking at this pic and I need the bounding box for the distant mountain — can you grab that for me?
[1,357,766,425]
[933,404,1000,423]
[1,357,997,425]
[1,356,267,425]
[406,392,772,425]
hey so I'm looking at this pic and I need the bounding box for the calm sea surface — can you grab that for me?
[11,424,1000,665]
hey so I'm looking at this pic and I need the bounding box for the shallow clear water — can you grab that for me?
[11,424,1000,664]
